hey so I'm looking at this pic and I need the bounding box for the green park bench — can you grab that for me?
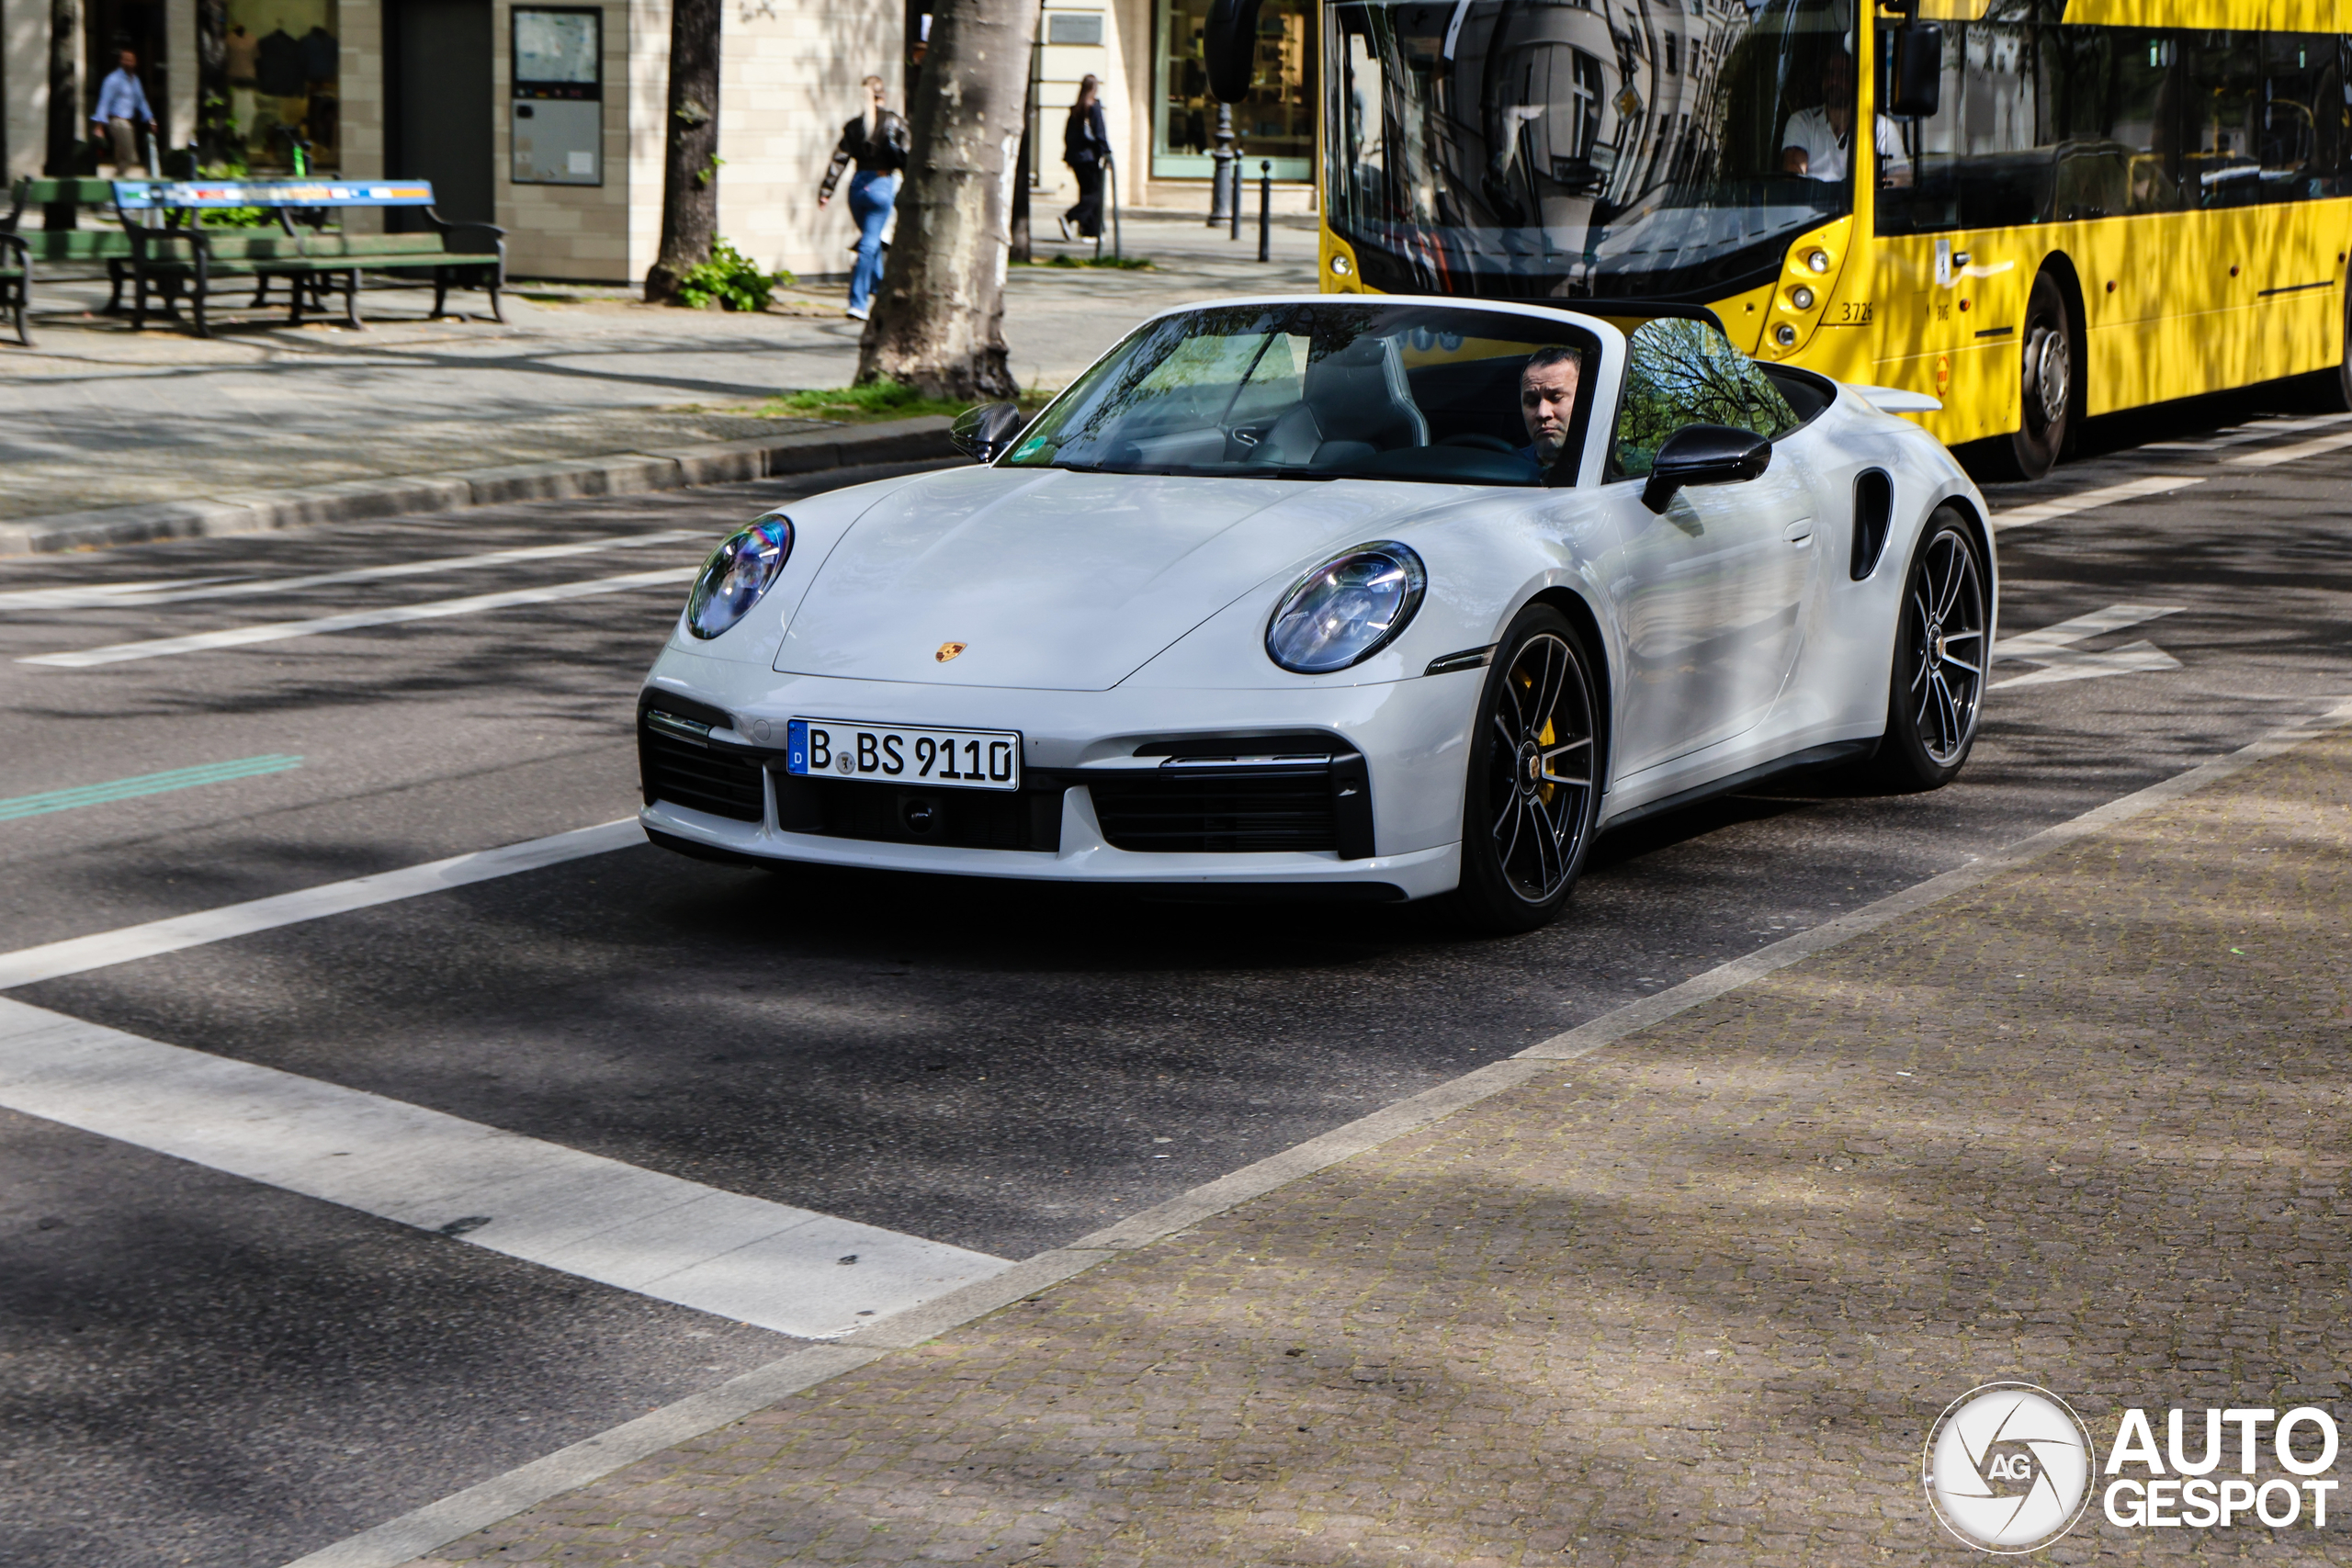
[0,179,117,345]
[1,176,506,340]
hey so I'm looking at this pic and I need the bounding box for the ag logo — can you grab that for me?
[934,641,967,663]
[1924,1383,2096,1553]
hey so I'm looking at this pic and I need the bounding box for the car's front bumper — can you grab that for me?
[635,648,1478,900]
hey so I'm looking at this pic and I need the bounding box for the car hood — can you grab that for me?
[774,467,1453,690]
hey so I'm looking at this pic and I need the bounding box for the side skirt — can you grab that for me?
[1596,739,1879,833]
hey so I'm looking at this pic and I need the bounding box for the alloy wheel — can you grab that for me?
[1905,525,1987,766]
[1483,631,1598,903]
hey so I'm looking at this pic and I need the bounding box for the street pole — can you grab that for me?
[1228,155,1242,241]
[1206,101,1235,228]
[1257,160,1271,262]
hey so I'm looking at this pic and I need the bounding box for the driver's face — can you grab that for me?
[1521,359,1580,459]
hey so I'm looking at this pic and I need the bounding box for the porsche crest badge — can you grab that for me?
[935,641,967,663]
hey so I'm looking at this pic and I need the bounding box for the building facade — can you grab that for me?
[2,0,1313,284]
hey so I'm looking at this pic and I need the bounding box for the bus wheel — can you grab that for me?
[1994,274,2075,481]
[2316,277,2352,412]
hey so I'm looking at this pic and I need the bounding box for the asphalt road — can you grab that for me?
[4,392,2351,1567]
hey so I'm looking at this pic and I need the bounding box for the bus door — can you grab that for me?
[1869,22,2013,443]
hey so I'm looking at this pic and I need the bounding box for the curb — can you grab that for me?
[0,416,957,558]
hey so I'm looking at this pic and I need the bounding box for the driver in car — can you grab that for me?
[1519,346,1581,468]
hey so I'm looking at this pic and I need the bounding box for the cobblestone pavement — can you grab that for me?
[0,218,1316,522]
[411,728,2352,1566]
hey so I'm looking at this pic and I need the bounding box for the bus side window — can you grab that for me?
[1878,21,2191,232]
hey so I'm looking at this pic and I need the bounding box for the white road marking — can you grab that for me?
[2140,412,2352,453]
[2226,428,2352,468]
[1993,603,2182,660]
[18,565,699,668]
[0,997,1008,1338]
[0,532,703,613]
[1993,639,2181,690]
[0,819,642,990]
[1988,475,2204,531]
[1991,604,2184,691]
[0,575,254,609]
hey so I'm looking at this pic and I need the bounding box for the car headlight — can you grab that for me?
[1265,542,1427,673]
[684,517,794,640]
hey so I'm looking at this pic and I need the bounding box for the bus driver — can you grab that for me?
[1781,54,1911,187]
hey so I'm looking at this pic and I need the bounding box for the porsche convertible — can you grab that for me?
[635,297,1993,931]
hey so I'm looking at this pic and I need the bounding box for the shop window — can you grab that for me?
[223,0,341,170]
[1156,0,1317,180]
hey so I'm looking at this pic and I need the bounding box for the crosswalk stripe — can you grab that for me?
[18,566,699,669]
[0,996,1008,1339]
[0,819,643,990]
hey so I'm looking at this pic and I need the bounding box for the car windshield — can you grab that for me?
[1002,302,1600,485]
[1328,0,1870,299]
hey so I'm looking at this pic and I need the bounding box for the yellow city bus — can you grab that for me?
[1210,0,2352,477]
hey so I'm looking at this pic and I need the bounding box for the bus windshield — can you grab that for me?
[1329,0,1872,299]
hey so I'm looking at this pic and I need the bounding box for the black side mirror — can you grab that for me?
[1887,24,1943,118]
[1640,424,1772,513]
[1204,0,1264,103]
[950,400,1024,463]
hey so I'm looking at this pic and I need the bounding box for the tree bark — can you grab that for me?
[43,0,82,228]
[855,0,1040,400]
[645,0,721,303]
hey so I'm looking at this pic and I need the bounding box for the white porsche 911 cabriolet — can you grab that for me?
[636,297,1993,931]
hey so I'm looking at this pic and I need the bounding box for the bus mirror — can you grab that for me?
[1204,0,1264,102]
[1887,24,1942,118]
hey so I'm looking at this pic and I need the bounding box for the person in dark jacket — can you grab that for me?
[818,74,911,321]
[1061,75,1110,241]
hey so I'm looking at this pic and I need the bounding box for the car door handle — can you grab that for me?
[1783,517,1816,546]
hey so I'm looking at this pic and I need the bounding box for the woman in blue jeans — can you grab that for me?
[818,74,911,321]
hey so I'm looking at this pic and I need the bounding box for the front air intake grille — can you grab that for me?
[1091,770,1336,852]
[1089,750,1373,857]
[639,713,765,823]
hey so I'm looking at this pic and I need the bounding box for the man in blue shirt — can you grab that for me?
[91,49,158,175]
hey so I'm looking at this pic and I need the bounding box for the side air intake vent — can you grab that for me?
[1850,468,1894,581]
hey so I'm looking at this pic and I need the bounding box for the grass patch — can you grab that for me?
[758,382,1056,423]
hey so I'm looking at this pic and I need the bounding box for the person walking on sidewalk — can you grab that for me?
[818,73,910,322]
[1061,75,1111,241]
[91,49,159,176]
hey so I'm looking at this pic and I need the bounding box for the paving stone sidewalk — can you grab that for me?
[409,728,2352,1565]
[0,218,1317,526]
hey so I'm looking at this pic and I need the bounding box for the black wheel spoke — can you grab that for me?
[1479,628,1598,908]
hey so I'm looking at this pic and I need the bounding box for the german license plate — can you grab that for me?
[784,718,1022,792]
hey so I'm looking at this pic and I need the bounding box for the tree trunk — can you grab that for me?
[43,0,82,228]
[855,0,1040,400]
[645,0,720,303]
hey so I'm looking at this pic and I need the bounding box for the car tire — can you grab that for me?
[1872,508,1990,792]
[1447,604,1604,934]
[1976,272,2075,482]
